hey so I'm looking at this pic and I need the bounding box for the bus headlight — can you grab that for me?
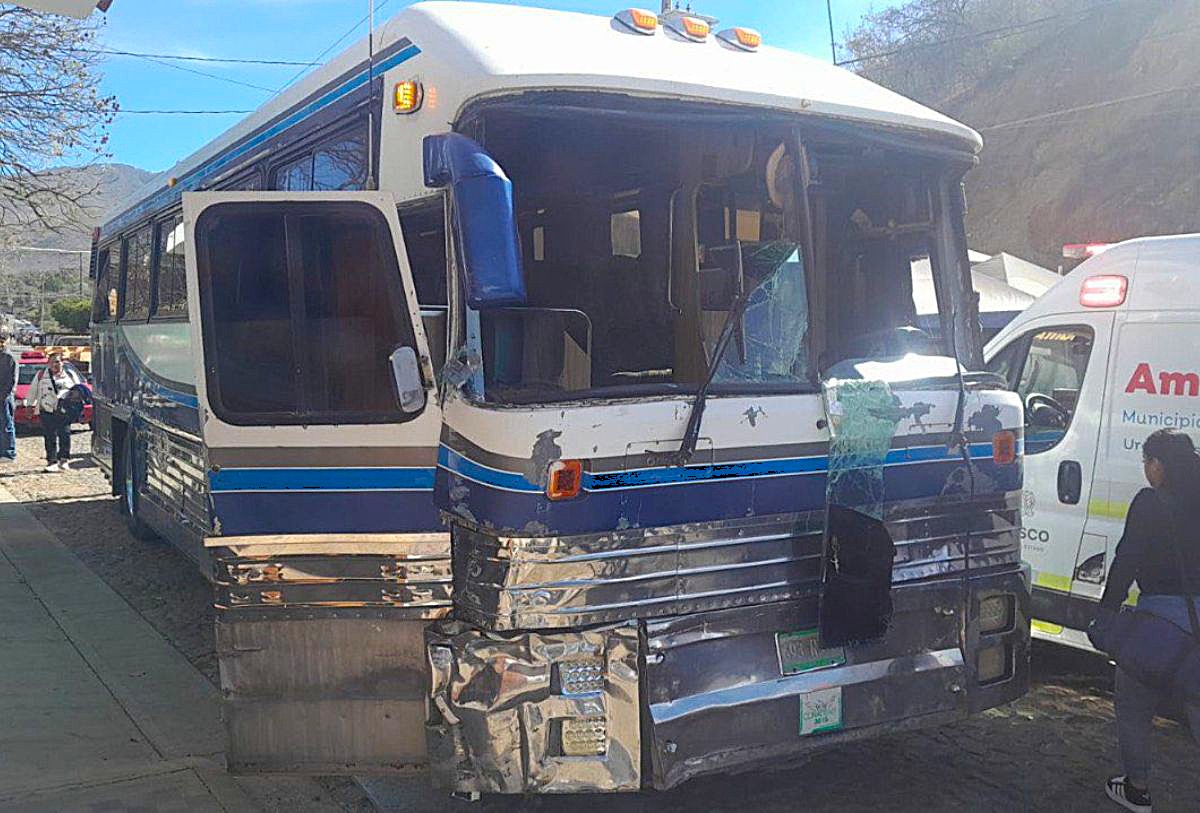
[979,594,1014,635]
[560,716,608,756]
[977,643,1011,684]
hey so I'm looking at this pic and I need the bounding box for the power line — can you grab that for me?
[90,47,318,67]
[835,0,1125,67]
[127,50,275,94]
[275,0,397,96]
[977,81,1200,132]
[114,108,252,115]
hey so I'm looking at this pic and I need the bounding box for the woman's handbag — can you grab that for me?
[1088,493,1200,697]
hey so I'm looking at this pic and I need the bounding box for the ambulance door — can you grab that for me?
[986,313,1114,633]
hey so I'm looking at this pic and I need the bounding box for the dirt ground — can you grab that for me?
[2,430,1197,812]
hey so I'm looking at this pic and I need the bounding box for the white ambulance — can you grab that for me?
[984,233,1200,650]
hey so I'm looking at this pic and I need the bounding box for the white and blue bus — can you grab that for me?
[91,1,1030,795]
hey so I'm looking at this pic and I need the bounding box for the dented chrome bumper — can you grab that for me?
[424,564,1029,794]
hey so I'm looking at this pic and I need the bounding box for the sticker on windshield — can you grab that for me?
[776,629,846,676]
[799,687,843,736]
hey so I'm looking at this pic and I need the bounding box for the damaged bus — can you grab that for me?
[89,1,1030,795]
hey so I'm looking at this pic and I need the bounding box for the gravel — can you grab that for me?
[3,429,1197,812]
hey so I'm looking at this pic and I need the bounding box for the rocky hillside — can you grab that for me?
[851,0,1200,268]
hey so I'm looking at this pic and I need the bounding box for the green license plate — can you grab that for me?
[775,629,846,676]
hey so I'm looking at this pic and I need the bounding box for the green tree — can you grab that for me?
[50,296,90,332]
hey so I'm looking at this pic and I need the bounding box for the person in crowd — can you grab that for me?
[1099,428,1200,813]
[0,331,16,467]
[24,352,85,473]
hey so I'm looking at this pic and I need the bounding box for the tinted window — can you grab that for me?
[992,325,1095,453]
[92,247,112,322]
[155,215,188,318]
[313,133,367,191]
[398,205,447,306]
[274,155,312,192]
[121,225,153,320]
[196,202,419,425]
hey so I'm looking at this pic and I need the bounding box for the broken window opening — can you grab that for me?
[448,99,978,405]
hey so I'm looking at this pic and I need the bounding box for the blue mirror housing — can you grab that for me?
[423,133,526,308]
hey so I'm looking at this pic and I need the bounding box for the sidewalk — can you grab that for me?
[0,484,256,812]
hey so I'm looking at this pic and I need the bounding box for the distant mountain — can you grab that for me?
[1,163,153,322]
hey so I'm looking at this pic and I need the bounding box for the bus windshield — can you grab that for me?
[461,101,971,404]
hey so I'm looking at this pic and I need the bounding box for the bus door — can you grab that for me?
[182,191,448,773]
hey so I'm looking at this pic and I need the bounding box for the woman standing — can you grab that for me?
[1099,428,1200,813]
[24,352,83,473]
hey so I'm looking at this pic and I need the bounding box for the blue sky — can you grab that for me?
[96,0,892,172]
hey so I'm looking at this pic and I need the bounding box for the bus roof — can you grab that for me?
[104,1,981,231]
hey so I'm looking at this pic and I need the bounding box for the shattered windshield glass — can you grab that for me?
[714,246,810,386]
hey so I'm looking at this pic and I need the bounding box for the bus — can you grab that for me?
[90,1,1030,795]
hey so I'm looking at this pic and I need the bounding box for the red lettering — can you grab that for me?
[1126,362,1157,395]
[1159,371,1200,397]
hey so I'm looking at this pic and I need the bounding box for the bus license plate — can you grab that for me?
[776,629,845,676]
[799,687,843,736]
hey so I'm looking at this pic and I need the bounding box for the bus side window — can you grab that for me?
[92,247,113,322]
[399,203,448,375]
[120,224,153,321]
[154,214,188,318]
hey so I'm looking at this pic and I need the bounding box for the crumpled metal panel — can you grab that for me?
[452,513,825,630]
[425,621,640,794]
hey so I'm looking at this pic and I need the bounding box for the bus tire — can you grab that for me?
[119,428,159,542]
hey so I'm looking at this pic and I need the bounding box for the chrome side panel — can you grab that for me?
[425,621,641,794]
[141,423,211,536]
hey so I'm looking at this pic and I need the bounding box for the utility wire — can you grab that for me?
[88,48,318,67]
[114,109,253,115]
[274,0,397,95]
[977,81,1200,132]
[835,0,1126,67]
[128,51,275,93]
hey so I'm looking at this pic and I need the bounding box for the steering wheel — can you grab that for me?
[1025,392,1070,427]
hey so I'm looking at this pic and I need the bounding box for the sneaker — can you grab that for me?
[44,462,60,473]
[1106,776,1152,813]
[59,460,71,471]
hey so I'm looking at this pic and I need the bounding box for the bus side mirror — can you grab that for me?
[389,346,426,414]
[423,133,526,309]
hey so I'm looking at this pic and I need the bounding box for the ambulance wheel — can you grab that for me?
[120,429,159,542]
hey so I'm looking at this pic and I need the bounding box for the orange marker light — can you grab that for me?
[393,80,424,114]
[680,16,709,40]
[547,459,584,501]
[615,8,658,34]
[992,431,1017,465]
[718,27,762,51]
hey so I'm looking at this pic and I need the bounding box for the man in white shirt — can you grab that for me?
[25,353,83,472]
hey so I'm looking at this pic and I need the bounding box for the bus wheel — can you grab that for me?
[120,429,159,542]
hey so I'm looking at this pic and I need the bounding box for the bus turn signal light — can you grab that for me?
[615,8,657,34]
[993,431,1016,465]
[393,80,424,114]
[1079,274,1127,308]
[547,459,584,500]
[718,27,761,51]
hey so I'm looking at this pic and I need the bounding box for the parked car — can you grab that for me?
[14,351,93,431]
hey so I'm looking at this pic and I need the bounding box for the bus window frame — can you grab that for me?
[118,221,154,323]
[267,119,369,193]
[150,210,189,322]
[92,244,116,323]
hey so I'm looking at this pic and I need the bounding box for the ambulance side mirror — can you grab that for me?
[389,346,426,414]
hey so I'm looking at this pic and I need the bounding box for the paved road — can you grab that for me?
[2,431,1197,812]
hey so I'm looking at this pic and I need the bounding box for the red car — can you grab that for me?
[14,351,94,430]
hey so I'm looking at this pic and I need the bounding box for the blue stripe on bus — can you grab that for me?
[209,466,435,492]
[103,43,422,237]
[436,442,1004,495]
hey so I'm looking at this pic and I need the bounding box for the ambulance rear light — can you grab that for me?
[615,8,658,34]
[1079,274,1127,308]
[992,431,1016,465]
[1063,242,1111,260]
[717,27,761,51]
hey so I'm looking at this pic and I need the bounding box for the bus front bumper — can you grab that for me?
[424,568,1030,794]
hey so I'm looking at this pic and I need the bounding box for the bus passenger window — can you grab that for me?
[121,224,153,321]
[92,248,112,322]
[313,133,366,191]
[398,205,447,306]
[274,155,313,192]
[155,214,188,317]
